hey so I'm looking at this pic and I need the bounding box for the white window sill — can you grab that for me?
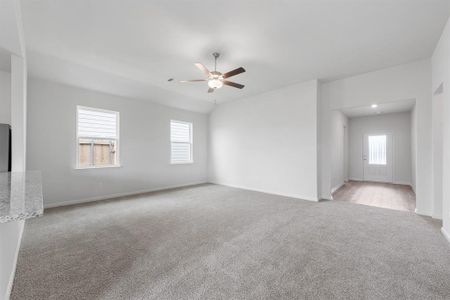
[170,161,194,165]
[75,165,122,170]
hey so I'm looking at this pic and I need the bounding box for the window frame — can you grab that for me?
[170,119,193,165]
[75,105,121,169]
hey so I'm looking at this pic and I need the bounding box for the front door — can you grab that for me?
[363,134,393,183]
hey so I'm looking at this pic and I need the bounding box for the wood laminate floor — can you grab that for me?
[332,181,416,212]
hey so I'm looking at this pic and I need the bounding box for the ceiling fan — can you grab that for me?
[179,52,246,93]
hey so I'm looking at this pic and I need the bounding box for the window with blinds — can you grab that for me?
[170,120,193,164]
[76,106,119,168]
[368,135,387,165]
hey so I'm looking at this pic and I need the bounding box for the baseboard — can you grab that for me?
[349,177,363,182]
[441,227,450,245]
[432,213,443,220]
[393,181,412,187]
[320,194,333,201]
[414,208,432,217]
[210,181,319,202]
[348,178,412,188]
[331,183,344,194]
[44,181,208,209]
[5,220,25,300]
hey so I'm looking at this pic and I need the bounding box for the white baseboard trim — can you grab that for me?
[432,213,443,220]
[320,194,333,201]
[349,177,363,182]
[44,181,208,209]
[349,178,412,188]
[393,181,412,187]
[210,181,319,202]
[441,227,450,245]
[5,220,25,300]
[331,183,344,194]
[414,208,432,217]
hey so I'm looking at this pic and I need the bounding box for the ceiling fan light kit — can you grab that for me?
[180,52,246,93]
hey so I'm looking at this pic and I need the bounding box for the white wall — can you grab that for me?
[320,60,432,214]
[27,78,209,207]
[0,70,11,124]
[432,92,443,219]
[432,17,450,238]
[209,80,319,201]
[11,55,26,172]
[348,112,412,185]
[0,69,15,300]
[0,220,24,300]
[411,104,417,192]
[0,0,27,297]
[330,110,348,193]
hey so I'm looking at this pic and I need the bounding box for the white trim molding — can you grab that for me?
[393,181,413,187]
[441,227,450,245]
[414,207,432,217]
[331,183,345,194]
[210,181,319,202]
[45,181,207,209]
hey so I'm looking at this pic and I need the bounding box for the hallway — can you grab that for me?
[332,181,416,212]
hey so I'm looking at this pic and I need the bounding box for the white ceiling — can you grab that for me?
[21,0,450,113]
[341,99,416,118]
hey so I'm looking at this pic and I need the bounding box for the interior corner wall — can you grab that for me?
[320,59,432,215]
[0,71,11,124]
[348,112,412,185]
[316,83,322,198]
[0,70,15,300]
[208,80,319,201]
[432,91,443,219]
[432,17,450,234]
[330,110,348,193]
[410,105,417,193]
[26,78,209,207]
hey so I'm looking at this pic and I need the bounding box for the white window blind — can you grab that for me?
[171,120,193,164]
[77,106,119,168]
[77,107,118,139]
[368,135,386,165]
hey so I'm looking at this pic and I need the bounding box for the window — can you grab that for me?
[368,135,386,165]
[170,120,193,164]
[76,106,119,168]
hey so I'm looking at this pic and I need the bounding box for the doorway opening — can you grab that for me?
[330,99,416,212]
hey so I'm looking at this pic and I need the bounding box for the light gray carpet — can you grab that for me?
[11,184,450,299]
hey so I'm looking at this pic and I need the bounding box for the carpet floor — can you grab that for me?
[11,184,450,299]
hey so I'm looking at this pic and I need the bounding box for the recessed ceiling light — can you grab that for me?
[371,104,378,108]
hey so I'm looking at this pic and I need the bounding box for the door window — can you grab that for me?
[368,135,387,165]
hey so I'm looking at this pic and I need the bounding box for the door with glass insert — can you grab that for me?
[363,134,393,182]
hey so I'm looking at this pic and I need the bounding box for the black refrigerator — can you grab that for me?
[0,123,11,172]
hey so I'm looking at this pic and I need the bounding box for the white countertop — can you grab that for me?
[0,171,43,223]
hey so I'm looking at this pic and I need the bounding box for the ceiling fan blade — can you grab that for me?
[223,67,246,79]
[195,63,211,77]
[208,88,215,93]
[179,79,207,83]
[223,80,245,89]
